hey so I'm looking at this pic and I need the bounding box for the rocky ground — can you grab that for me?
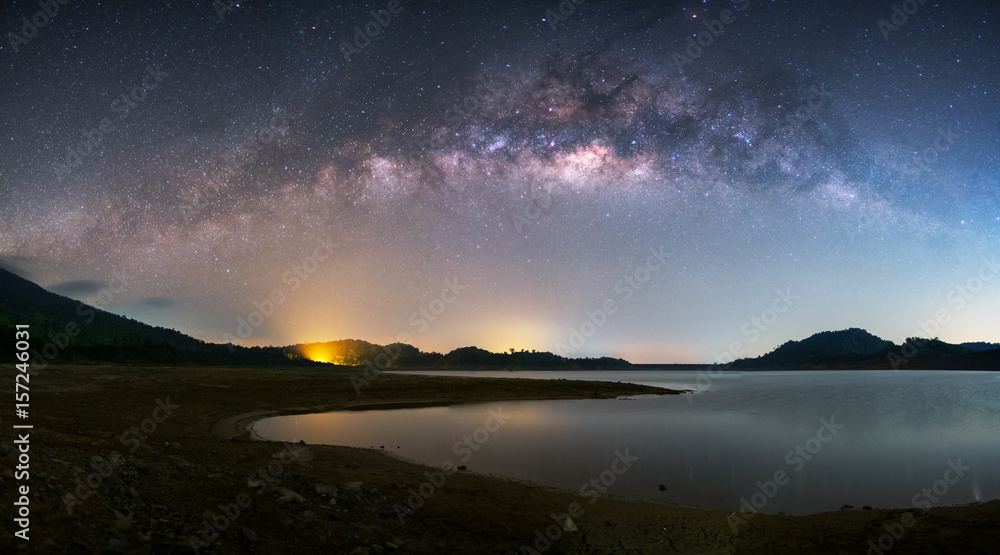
[2,365,998,554]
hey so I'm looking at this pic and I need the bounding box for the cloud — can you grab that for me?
[49,279,107,296]
[0,255,35,279]
[137,297,177,308]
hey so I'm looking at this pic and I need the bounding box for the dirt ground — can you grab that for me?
[2,365,997,554]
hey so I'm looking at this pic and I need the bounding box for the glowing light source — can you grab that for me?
[296,343,342,364]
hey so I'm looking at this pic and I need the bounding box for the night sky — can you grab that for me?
[1,0,997,363]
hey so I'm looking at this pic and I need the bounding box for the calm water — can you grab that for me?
[252,370,1000,514]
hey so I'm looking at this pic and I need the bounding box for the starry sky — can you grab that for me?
[0,0,997,363]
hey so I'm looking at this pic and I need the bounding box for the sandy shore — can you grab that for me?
[2,365,997,554]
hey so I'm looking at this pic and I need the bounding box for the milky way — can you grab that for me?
[1,0,998,362]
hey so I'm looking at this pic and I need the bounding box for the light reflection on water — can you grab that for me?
[252,370,1000,514]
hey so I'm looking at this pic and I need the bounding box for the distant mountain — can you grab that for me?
[962,342,1000,352]
[438,346,630,370]
[733,328,894,369]
[285,341,632,370]
[2,269,994,370]
[0,267,203,349]
[0,268,313,367]
[0,269,630,369]
[733,328,995,370]
[909,348,1000,370]
[286,339,440,367]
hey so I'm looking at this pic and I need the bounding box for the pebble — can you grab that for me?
[113,512,133,532]
[243,527,258,542]
[277,487,307,503]
[561,516,578,532]
[343,481,363,492]
[315,483,338,496]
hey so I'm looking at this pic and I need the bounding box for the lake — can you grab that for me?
[251,370,1000,514]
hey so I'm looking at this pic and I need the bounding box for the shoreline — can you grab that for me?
[233,400,997,519]
[5,365,998,553]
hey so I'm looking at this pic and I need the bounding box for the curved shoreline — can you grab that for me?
[213,374,686,441]
[221,396,998,518]
[23,365,998,554]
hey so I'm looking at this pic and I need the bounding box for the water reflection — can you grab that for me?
[253,370,1000,514]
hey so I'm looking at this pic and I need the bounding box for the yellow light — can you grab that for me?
[297,343,341,364]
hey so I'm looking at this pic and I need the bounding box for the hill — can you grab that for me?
[733,328,996,370]
[283,341,631,370]
[733,328,893,368]
[961,341,1000,352]
[0,268,312,367]
[0,269,632,369]
[2,268,994,370]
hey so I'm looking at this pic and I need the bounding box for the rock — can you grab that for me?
[107,535,129,551]
[561,516,578,532]
[300,510,318,521]
[169,455,193,468]
[243,527,258,542]
[315,483,338,496]
[343,481,363,492]
[277,487,308,503]
[113,511,133,532]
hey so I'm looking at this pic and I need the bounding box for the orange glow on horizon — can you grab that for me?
[296,342,343,364]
